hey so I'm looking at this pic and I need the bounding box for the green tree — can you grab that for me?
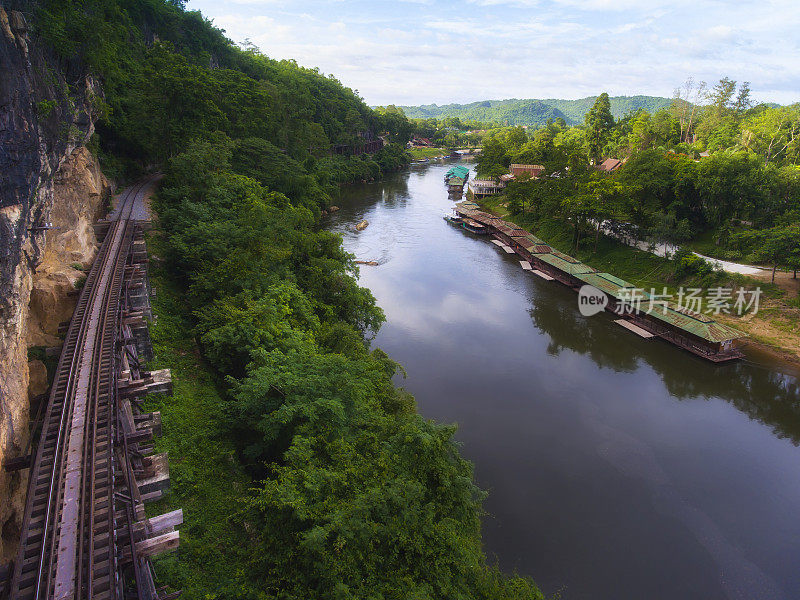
[505,173,537,215]
[476,137,510,178]
[585,92,615,163]
[739,104,800,165]
[734,223,800,281]
[228,350,543,600]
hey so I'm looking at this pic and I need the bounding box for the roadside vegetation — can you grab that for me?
[30,0,543,598]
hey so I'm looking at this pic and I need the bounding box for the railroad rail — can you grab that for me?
[6,178,180,600]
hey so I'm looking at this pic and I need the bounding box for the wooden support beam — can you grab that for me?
[134,412,162,437]
[120,400,136,436]
[141,490,165,504]
[122,509,183,542]
[118,369,172,398]
[122,310,145,323]
[3,455,31,472]
[126,429,154,444]
[117,509,183,544]
[138,509,183,538]
[137,531,180,558]
[136,453,170,496]
[122,531,180,561]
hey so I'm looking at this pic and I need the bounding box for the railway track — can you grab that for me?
[6,178,179,600]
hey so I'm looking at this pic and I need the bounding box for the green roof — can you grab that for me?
[446,166,470,179]
[524,234,546,245]
[574,272,632,299]
[645,307,746,342]
[536,253,597,275]
[574,273,745,342]
[549,249,582,264]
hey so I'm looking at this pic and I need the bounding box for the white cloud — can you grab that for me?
[187,0,800,106]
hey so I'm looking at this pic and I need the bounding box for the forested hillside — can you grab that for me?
[400,95,673,127]
[27,0,408,181]
[474,88,800,275]
[18,0,543,598]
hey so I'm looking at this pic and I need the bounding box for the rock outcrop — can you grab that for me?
[0,4,106,561]
[28,147,110,347]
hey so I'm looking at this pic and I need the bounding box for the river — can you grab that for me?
[326,160,800,600]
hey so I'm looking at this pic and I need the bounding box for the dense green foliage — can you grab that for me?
[584,93,615,163]
[376,106,493,149]
[153,136,542,600]
[29,0,411,181]
[472,83,800,276]
[399,99,567,127]
[28,0,544,597]
[399,95,674,127]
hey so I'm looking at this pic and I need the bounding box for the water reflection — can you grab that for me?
[528,286,800,445]
[528,295,640,372]
[327,161,800,600]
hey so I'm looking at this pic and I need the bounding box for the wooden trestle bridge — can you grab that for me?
[4,178,180,600]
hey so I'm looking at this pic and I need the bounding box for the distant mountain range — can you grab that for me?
[398,96,675,127]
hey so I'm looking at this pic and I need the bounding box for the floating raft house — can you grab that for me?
[452,201,746,362]
[445,165,470,183]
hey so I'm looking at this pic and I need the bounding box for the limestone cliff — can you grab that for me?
[28,147,110,348]
[0,3,107,561]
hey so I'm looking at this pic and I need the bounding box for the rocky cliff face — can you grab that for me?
[28,147,110,348]
[0,3,106,561]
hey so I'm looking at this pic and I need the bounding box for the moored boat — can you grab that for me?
[447,176,465,194]
[444,165,470,184]
[461,218,487,234]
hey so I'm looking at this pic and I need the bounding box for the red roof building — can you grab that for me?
[596,158,623,172]
[510,164,545,178]
[411,135,433,147]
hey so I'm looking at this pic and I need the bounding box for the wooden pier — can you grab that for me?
[615,319,655,339]
[531,269,554,281]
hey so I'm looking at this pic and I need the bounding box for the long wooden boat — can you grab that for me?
[461,218,487,234]
[451,200,747,362]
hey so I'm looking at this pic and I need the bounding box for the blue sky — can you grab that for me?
[186,0,800,107]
